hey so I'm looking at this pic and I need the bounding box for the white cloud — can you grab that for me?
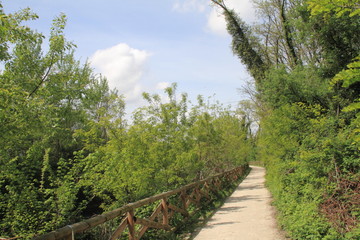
[207,8,228,36]
[173,0,208,13]
[173,0,257,36]
[206,0,257,36]
[90,43,150,103]
[156,81,171,90]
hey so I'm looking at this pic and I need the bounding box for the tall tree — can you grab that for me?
[0,6,125,237]
[211,0,269,83]
[211,0,360,238]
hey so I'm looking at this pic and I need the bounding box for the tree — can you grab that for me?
[211,0,360,238]
[308,0,360,18]
[211,0,269,83]
[0,6,125,237]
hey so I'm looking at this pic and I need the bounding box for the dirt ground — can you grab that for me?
[192,166,287,240]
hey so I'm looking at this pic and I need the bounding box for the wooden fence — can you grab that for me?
[33,165,248,240]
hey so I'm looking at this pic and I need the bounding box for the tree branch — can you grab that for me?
[28,54,55,98]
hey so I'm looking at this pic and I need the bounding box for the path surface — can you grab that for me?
[193,166,285,240]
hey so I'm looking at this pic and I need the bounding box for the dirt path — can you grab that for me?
[193,166,285,240]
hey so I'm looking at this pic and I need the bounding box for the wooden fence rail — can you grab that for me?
[33,165,248,240]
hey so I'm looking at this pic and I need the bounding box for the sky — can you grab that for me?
[3,0,258,114]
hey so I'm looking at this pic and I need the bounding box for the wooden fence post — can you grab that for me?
[161,198,169,226]
[127,210,136,240]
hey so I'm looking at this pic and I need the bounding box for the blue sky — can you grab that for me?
[3,0,257,114]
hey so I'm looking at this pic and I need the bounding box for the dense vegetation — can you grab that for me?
[212,0,359,239]
[1,0,359,239]
[0,3,254,239]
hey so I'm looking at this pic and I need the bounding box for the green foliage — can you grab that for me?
[308,0,360,18]
[333,56,360,88]
[211,0,268,83]
[0,5,254,239]
[77,85,253,215]
[3,0,359,238]
[0,6,126,238]
[314,14,360,78]
[216,0,360,238]
[260,66,330,108]
[223,9,268,83]
[258,102,359,239]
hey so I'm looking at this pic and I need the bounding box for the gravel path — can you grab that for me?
[193,166,285,240]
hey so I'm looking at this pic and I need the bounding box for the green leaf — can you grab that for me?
[343,101,360,112]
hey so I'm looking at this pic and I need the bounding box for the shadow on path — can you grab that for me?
[192,166,286,240]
